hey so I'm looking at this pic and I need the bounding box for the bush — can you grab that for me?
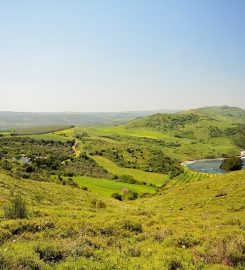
[175,234,200,248]
[220,156,243,171]
[111,193,123,201]
[35,244,64,263]
[16,254,46,270]
[91,199,106,209]
[167,259,183,270]
[122,220,143,233]
[127,191,138,200]
[4,193,28,219]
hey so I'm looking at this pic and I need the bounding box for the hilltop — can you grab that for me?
[128,105,245,128]
[183,106,245,123]
[100,105,245,161]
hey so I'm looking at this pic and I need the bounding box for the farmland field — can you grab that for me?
[12,125,74,135]
[74,175,156,196]
[91,155,168,186]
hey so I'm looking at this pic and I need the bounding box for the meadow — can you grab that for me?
[91,155,168,186]
[0,106,244,269]
[74,175,156,196]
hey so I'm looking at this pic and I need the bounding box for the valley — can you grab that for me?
[0,106,244,269]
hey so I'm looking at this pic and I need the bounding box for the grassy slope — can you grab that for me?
[91,155,168,186]
[87,106,244,161]
[0,170,244,269]
[184,105,245,123]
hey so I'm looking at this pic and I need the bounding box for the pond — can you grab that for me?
[184,158,245,174]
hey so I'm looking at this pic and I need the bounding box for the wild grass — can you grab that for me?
[0,170,244,269]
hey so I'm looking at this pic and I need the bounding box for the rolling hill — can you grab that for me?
[96,106,245,161]
[184,105,245,123]
[0,106,244,269]
[0,169,244,269]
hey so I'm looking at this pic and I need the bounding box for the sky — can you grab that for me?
[0,0,244,112]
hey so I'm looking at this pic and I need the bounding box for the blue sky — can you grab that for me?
[0,0,244,112]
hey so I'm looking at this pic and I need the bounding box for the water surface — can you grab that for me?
[185,158,245,174]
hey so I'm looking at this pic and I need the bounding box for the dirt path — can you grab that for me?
[72,140,80,157]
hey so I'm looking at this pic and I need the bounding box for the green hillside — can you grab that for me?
[0,169,244,269]
[94,106,245,161]
[184,105,245,123]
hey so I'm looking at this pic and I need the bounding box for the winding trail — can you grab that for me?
[72,140,81,157]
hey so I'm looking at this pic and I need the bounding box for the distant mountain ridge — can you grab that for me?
[0,110,178,130]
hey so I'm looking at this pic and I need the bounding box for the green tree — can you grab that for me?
[220,156,243,172]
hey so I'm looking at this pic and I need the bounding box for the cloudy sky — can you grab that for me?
[0,0,244,112]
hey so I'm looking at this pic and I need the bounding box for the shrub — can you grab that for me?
[127,246,141,257]
[35,244,64,263]
[175,234,200,248]
[91,199,106,209]
[4,193,28,219]
[0,228,12,244]
[122,220,143,233]
[119,175,137,184]
[153,228,172,242]
[16,254,46,270]
[111,193,123,201]
[128,191,138,200]
[167,259,183,270]
[220,156,243,171]
[1,220,55,235]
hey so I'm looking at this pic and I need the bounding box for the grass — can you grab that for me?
[0,169,244,269]
[91,155,168,186]
[74,175,156,196]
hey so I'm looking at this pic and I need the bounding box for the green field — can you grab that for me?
[74,175,156,196]
[12,125,74,135]
[91,155,168,186]
[18,128,76,141]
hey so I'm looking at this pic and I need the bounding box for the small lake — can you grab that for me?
[184,158,245,174]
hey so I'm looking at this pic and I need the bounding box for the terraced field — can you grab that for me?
[174,168,214,182]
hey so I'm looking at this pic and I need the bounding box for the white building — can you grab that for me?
[241,151,245,158]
